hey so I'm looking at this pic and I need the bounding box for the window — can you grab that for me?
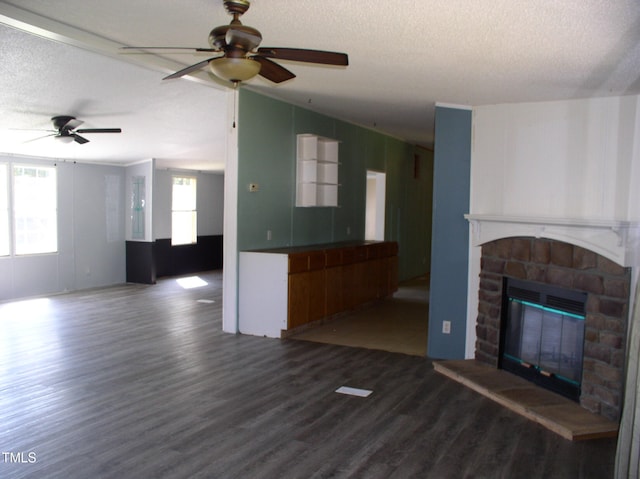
[131,176,145,240]
[171,176,197,245]
[13,165,58,255]
[0,163,58,256]
[0,164,8,256]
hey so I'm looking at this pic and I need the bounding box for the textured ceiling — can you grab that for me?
[1,0,640,171]
[0,23,229,171]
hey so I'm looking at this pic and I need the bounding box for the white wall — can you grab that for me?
[153,169,224,240]
[465,94,640,357]
[471,95,640,220]
[0,157,126,301]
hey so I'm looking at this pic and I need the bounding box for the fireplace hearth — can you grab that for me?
[475,237,630,422]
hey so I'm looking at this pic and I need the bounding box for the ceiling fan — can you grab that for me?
[20,116,122,144]
[121,0,349,85]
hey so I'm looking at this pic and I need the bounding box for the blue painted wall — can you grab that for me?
[427,106,472,359]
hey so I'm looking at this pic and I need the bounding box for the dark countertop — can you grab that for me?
[242,240,391,254]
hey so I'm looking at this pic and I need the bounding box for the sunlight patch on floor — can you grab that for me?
[0,297,51,318]
[176,276,208,289]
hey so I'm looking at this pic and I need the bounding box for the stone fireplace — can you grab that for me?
[466,215,640,422]
[476,236,629,421]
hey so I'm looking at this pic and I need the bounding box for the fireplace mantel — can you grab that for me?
[465,214,640,268]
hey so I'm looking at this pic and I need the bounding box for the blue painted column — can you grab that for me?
[427,105,472,359]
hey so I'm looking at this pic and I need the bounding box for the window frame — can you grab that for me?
[171,175,197,246]
[1,162,58,257]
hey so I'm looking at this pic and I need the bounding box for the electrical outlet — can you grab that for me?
[442,320,451,334]
[267,230,272,241]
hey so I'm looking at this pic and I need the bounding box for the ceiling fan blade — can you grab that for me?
[73,134,89,144]
[76,128,122,134]
[257,47,349,66]
[10,128,56,132]
[253,56,296,83]
[163,57,219,80]
[23,133,56,144]
[121,46,218,52]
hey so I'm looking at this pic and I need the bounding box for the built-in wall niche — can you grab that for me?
[296,134,340,207]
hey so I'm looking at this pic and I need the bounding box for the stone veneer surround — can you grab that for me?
[475,237,630,422]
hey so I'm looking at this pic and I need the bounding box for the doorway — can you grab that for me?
[365,170,386,241]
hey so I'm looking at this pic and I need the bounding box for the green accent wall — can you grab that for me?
[237,89,433,282]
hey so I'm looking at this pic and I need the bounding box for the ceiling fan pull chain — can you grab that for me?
[232,83,238,128]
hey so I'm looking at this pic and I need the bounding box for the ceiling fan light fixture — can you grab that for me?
[208,57,260,83]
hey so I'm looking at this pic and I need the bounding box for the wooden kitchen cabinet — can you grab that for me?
[239,241,399,338]
[287,251,326,328]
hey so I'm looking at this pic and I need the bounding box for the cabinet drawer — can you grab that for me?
[341,247,356,264]
[325,248,343,267]
[288,253,309,273]
[366,243,385,259]
[308,251,325,271]
[354,246,368,262]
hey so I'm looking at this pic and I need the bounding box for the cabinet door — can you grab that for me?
[288,272,310,329]
[387,255,399,294]
[288,269,326,328]
[364,258,383,303]
[371,257,387,300]
[341,263,357,310]
[308,269,326,322]
[325,266,343,315]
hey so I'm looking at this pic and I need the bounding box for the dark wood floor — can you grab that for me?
[0,271,617,478]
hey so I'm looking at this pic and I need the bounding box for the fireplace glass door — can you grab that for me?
[500,278,587,401]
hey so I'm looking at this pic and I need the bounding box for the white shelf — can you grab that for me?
[296,134,318,161]
[296,134,340,207]
[317,184,338,206]
[317,162,338,184]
